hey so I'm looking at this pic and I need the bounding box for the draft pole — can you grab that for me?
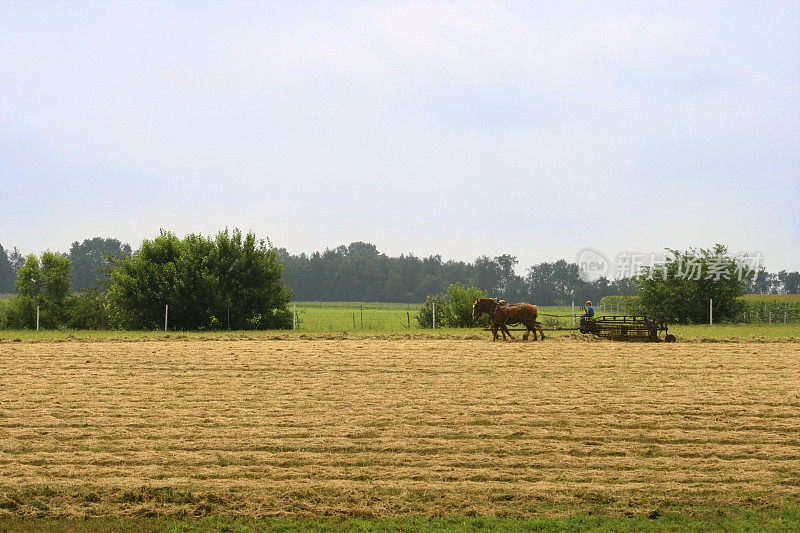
[164,304,168,332]
[36,305,40,331]
[709,299,713,325]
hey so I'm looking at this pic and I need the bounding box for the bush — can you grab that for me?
[0,296,37,329]
[66,289,118,329]
[598,295,644,316]
[633,245,746,324]
[415,283,489,328]
[415,293,448,328]
[107,229,293,330]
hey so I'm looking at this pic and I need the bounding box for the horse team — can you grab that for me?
[472,298,545,341]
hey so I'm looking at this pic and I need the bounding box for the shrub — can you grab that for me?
[415,293,448,328]
[598,295,644,316]
[415,283,489,328]
[66,289,118,329]
[633,244,746,324]
[107,229,293,330]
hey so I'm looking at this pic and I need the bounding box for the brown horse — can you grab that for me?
[472,298,545,341]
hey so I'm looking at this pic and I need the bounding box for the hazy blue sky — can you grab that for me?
[1,1,798,271]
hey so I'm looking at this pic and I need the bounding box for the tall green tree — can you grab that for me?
[12,251,72,328]
[107,229,292,330]
[778,270,800,294]
[69,237,132,290]
[8,247,24,272]
[0,245,15,293]
[634,244,746,324]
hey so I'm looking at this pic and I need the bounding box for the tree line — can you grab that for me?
[1,236,799,330]
[275,242,637,305]
[275,242,799,304]
[3,239,800,305]
[0,238,132,294]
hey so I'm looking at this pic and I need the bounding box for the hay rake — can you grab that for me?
[487,314,675,342]
[579,315,675,342]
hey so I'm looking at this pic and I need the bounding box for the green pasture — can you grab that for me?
[0,300,798,340]
[2,505,800,532]
[295,301,418,330]
[293,302,581,331]
[742,293,800,302]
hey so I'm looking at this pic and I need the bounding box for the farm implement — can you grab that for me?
[578,315,675,342]
[488,314,676,342]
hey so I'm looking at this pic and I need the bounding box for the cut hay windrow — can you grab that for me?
[1,338,799,517]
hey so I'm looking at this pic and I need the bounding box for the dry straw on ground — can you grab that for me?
[1,337,799,517]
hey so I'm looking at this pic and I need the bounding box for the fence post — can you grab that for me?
[164,304,168,332]
[293,304,297,330]
[432,302,436,329]
[353,313,356,330]
[709,299,713,325]
[407,312,410,327]
[36,305,40,331]
[571,301,575,327]
[360,305,363,329]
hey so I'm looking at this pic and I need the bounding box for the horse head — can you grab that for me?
[472,298,493,322]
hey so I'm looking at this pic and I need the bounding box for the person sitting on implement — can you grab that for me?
[580,300,594,329]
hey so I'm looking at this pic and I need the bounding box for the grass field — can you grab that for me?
[297,301,800,331]
[743,294,800,302]
[2,508,800,532]
[1,336,799,531]
[296,301,420,330]
[294,302,581,331]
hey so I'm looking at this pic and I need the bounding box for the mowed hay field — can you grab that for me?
[1,337,799,519]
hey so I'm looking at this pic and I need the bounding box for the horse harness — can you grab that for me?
[489,299,521,326]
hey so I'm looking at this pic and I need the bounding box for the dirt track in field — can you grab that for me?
[1,338,799,517]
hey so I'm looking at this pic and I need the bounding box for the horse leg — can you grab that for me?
[491,323,499,341]
[527,321,538,340]
[536,321,545,340]
[501,324,514,340]
[522,322,530,340]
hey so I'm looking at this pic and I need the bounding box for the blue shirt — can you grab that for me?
[586,305,594,317]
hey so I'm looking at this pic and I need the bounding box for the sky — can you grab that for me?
[1,0,799,273]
